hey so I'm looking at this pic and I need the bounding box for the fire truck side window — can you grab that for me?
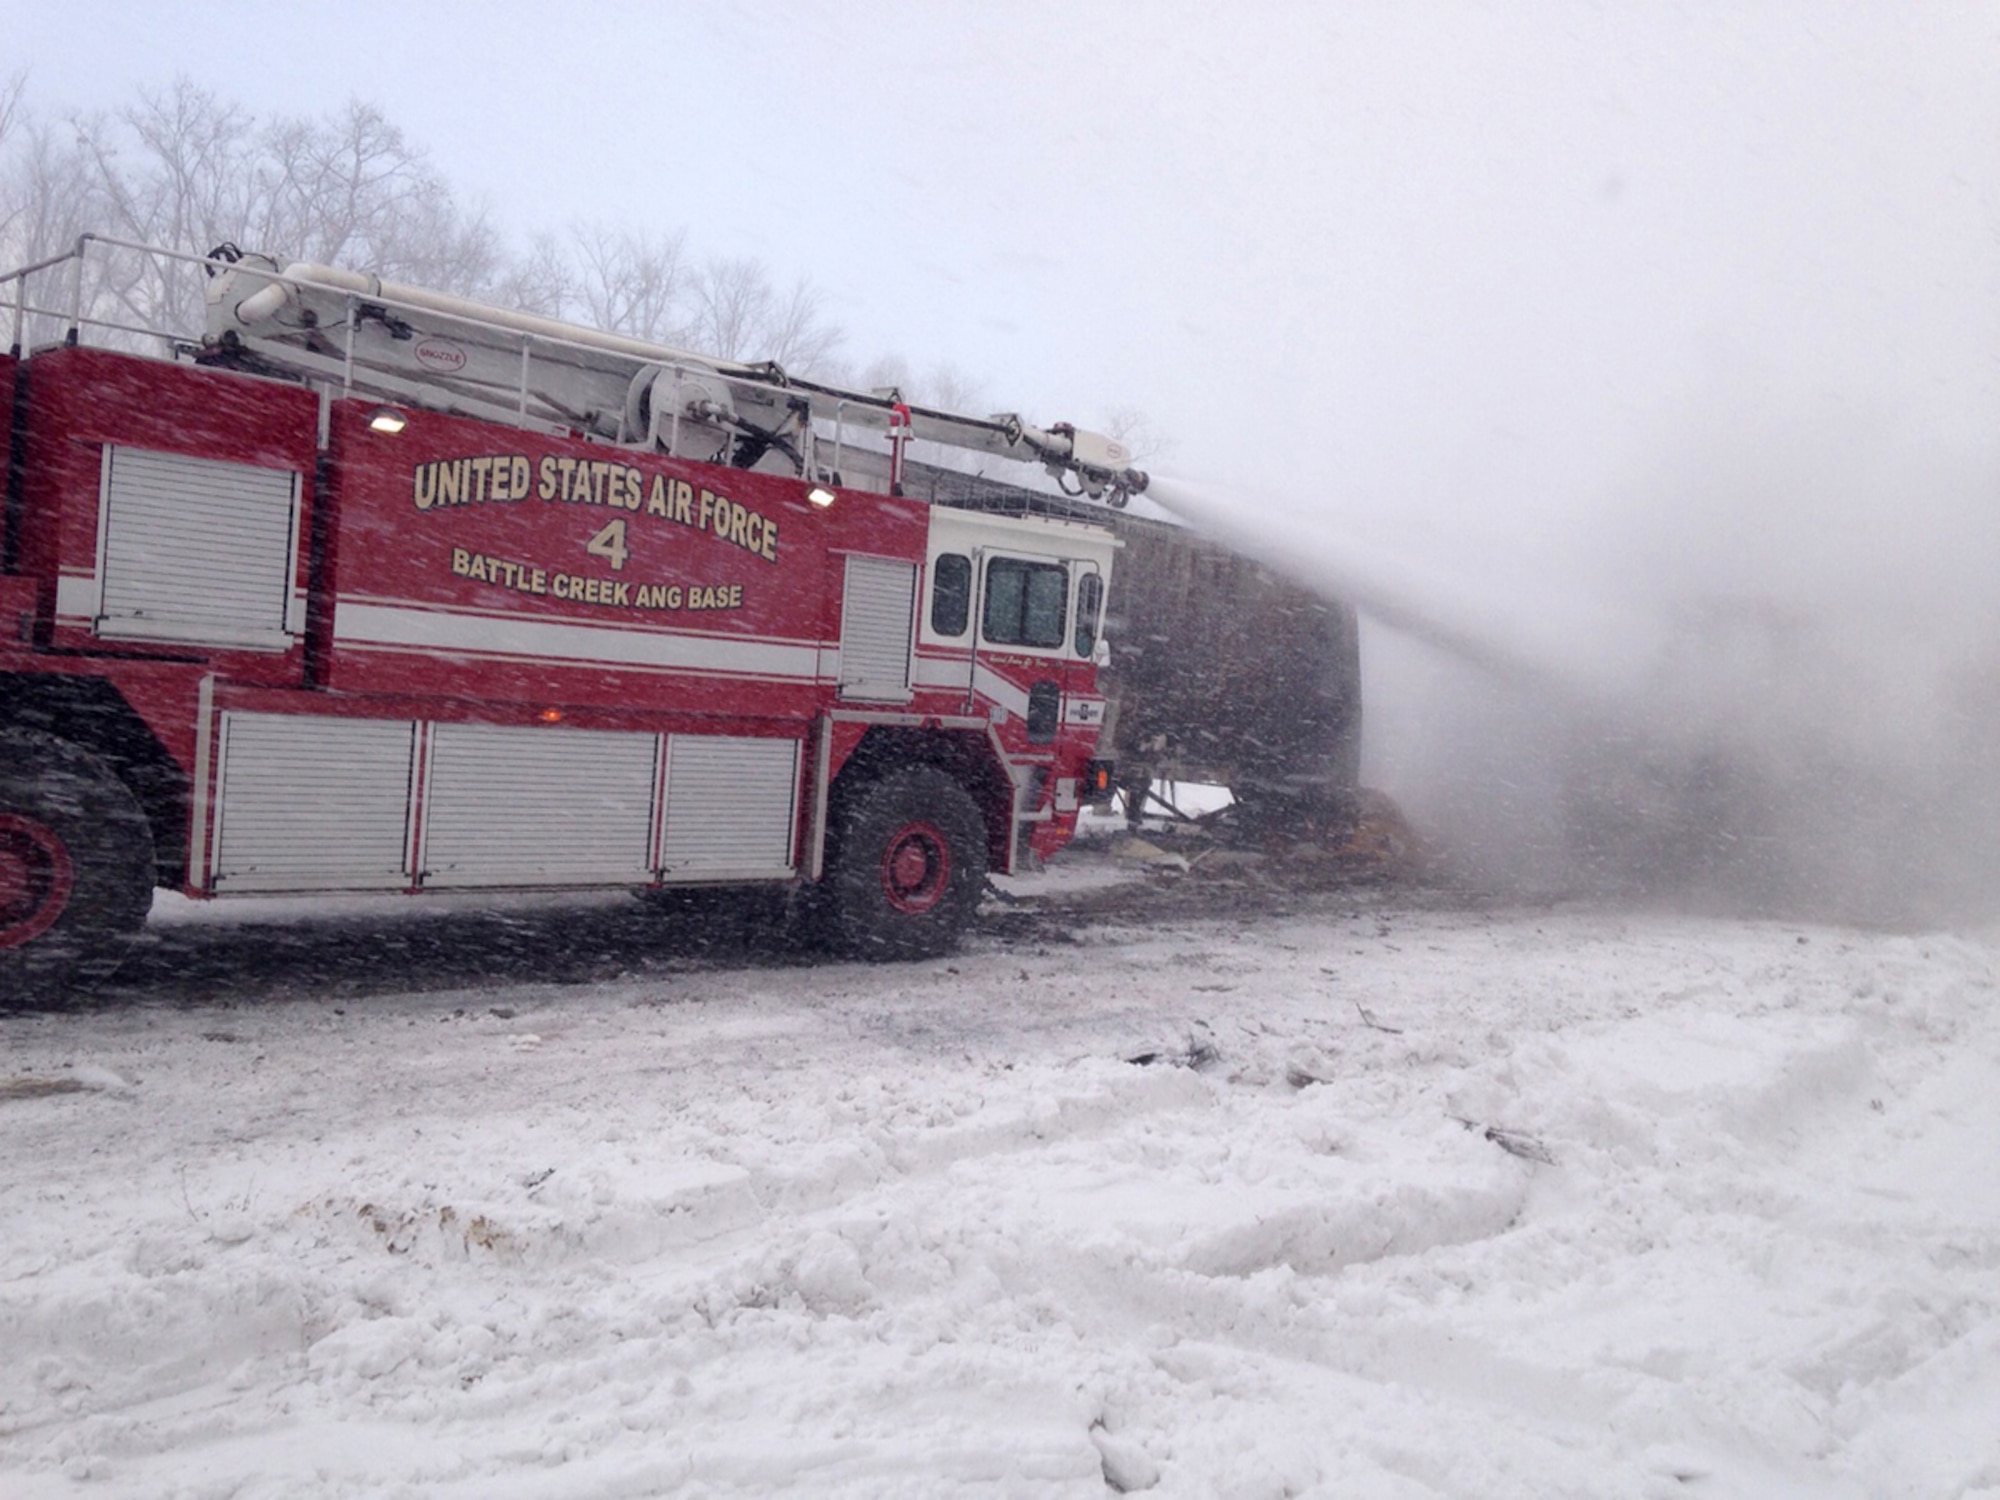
[1074,572,1103,658]
[931,553,972,637]
[983,558,1068,649]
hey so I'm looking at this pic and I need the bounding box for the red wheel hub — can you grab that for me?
[880,820,951,914]
[0,813,75,949]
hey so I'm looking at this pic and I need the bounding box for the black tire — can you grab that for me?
[0,730,156,1005]
[823,767,988,960]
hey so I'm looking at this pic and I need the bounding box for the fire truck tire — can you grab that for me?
[0,730,156,1005]
[825,767,987,960]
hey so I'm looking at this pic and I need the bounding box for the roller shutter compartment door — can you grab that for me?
[211,714,417,893]
[421,723,657,888]
[838,555,916,701]
[97,446,300,650]
[659,735,801,880]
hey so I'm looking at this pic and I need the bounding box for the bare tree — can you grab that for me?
[68,80,256,338]
[0,71,25,243]
[0,81,499,345]
[857,352,913,396]
[491,230,575,320]
[109,80,255,256]
[840,355,989,413]
[1,112,101,263]
[685,255,840,370]
[492,229,841,373]
[757,274,842,374]
[0,107,122,349]
[247,100,498,292]
[386,183,501,296]
[566,223,691,345]
[922,361,988,415]
[0,78,845,380]
[690,255,774,361]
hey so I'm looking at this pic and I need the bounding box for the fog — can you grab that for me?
[1153,405,2000,922]
[1065,9,1999,924]
[1037,5,2000,924]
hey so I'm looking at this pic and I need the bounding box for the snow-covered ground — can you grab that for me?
[3,853,1997,1498]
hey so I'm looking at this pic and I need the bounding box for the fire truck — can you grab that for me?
[1,236,1147,998]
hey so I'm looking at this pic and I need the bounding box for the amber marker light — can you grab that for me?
[536,708,563,723]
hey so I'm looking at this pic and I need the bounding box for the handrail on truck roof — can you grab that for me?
[1,234,1149,505]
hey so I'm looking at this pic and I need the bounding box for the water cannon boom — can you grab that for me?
[1000,418,1150,505]
[202,248,1150,506]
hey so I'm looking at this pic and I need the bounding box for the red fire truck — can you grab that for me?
[1,237,1146,998]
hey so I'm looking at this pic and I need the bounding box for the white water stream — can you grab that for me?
[1142,473,2000,923]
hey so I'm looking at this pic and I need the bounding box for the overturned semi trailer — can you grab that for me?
[902,461,1365,834]
[1098,510,1363,830]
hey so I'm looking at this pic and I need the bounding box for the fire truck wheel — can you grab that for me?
[826,768,987,960]
[0,731,156,1005]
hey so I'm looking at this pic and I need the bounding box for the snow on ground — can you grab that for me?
[3,856,1998,1498]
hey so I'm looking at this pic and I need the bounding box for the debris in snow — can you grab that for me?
[1451,1114,1557,1165]
[507,1034,543,1051]
[981,879,1023,906]
[1126,1026,1221,1071]
[68,1065,136,1093]
[0,1076,86,1102]
[1354,1000,1403,1034]
[1092,1425,1161,1492]
[1111,835,1191,872]
[1186,847,1268,876]
[1285,1047,1338,1089]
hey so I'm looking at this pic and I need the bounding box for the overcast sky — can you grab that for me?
[12,5,1992,502]
[14,3,2000,850]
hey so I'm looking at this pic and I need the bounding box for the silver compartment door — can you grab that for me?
[211,713,417,892]
[837,555,915,702]
[659,735,801,880]
[97,447,300,650]
[422,722,657,887]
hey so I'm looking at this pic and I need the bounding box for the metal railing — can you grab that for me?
[4,233,671,410]
[2,234,1139,501]
[3,233,208,355]
[1,235,809,459]
[2,236,887,484]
